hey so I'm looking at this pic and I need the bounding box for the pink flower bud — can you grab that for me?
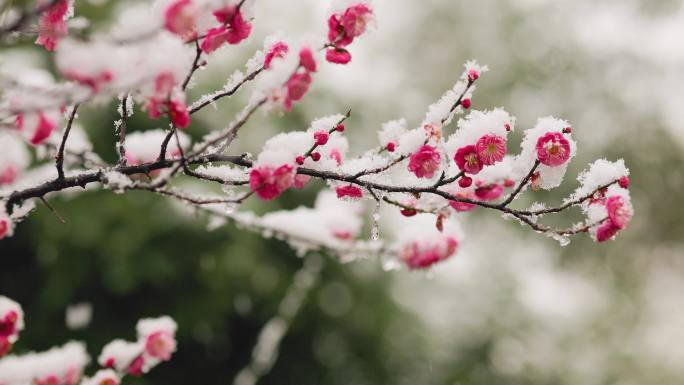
[314,131,329,145]
[325,48,352,64]
[618,176,630,188]
[295,156,305,165]
[127,356,145,377]
[461,98,471,109]
[458,176,472,188]
[335,123,345,132]
[386,142,396,152]
[467,69,479,82]
[503,178,516,188]
[299,47,317,73]
[311,152,321,161]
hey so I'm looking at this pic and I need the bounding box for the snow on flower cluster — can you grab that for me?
[394,214,462,270]
[513,117,577,190]
[0,295,177,385]
[98,316,177,377]
[0,341,89,385]
[0,296,24,358]
[571,159,633,242]
[250,114,347,200]
[256,190,365,248]
[446,108,514,176]
[254,35,319,112]
[325,1,374,64]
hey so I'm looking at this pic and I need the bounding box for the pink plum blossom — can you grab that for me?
[264,41,289,69]
[449,192,476,212]
[335,185,363,199]
[408,145,441,178]
[339,4,374,39]
[293,174,311,189]
[605,195,633,229]
[249,164,296,200]
[313,131,329,145]
[400,236,459,269]
[596,221,620,243]
[144,331,177,361]
[164,0,198,40]
[299,47,317,73]
[474,183,504,201]
[325,48,352,64]
[15,112,59,146]
[454,145,483,174]
[35,0,70,51]
[200,5,252,53]
[475,134,506,166]
[536,132,571,167]
[284,72,312,111]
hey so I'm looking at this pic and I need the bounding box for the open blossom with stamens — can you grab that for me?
[164,0,198,40]
[200,4,252,53]
[475,134,506,166]
[454,145,483,174]
[536,132,571,167]
[35,0,71,51]
[15,111,60,146]
[408,145,441,178]
[249,164,296,200]
[145,73,191,128]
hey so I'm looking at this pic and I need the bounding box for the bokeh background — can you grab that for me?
[2,0,684,384]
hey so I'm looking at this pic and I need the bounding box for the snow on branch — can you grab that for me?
[0,0,632,281]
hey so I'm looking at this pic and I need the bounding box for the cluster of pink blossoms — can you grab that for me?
[35,0,72,51]
[260,38,319,111]
[0,297,24,358]
[163,0,252,52]
[98,317,177,377]
[325,3,374,64]
[585,176,633,242]
[250,118,346,200]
